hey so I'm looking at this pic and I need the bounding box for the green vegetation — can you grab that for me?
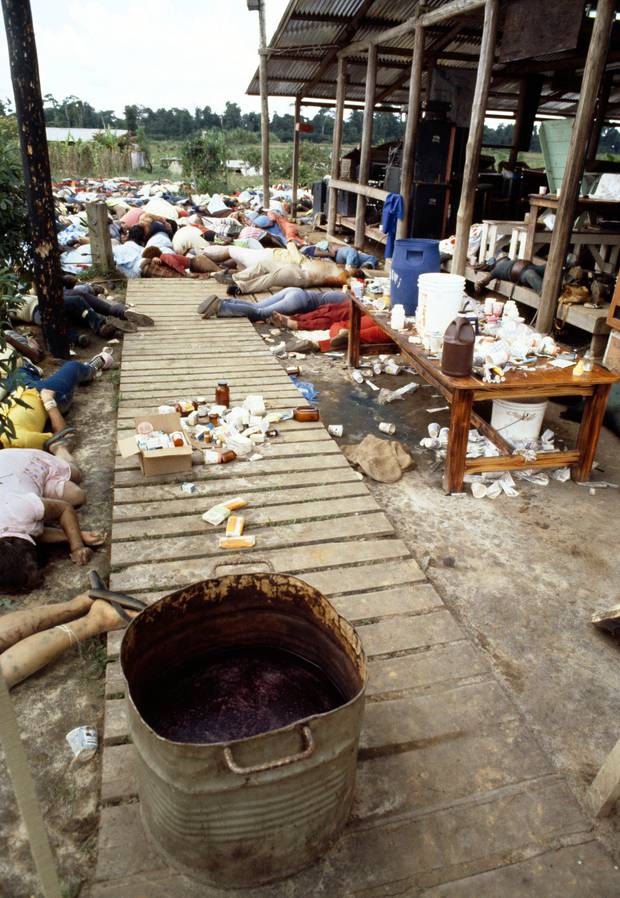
[0,116,29,446]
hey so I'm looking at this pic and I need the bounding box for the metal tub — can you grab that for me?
[120,572,367,888]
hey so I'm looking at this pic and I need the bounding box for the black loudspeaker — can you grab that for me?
[312,180,327,214]
[414,120,455,183]
[410,184,448,239]
[337,190,358,216]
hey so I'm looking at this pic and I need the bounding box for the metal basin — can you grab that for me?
[121,572,367,888]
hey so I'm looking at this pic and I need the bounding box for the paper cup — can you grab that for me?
[66,726,98,763]
[328,424,344,437]
[379,422,395,435]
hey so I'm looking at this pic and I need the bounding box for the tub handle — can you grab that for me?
[211,556,275,577]
[223,725,315,775]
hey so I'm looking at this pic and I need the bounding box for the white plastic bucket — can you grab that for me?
[491,398,548,446]
[417,273,466,338]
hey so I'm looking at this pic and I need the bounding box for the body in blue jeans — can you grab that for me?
[217,288,348,322]
[302,246,377,268]
[10,361,93,413]
[334,247,377,268]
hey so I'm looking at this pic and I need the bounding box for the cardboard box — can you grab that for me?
[118,412,193,477]
[603,330,620,375]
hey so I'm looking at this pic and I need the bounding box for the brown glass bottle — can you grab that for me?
[215,381,230,407]
[219,450,237,464]
[294,407,320,422]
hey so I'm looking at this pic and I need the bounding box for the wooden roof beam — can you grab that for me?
[300,0,377,96]
[339,0,486,58]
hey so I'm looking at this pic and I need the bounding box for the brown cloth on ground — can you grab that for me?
[343,434,416,483]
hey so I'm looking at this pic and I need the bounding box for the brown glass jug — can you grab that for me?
[441,315,475,377]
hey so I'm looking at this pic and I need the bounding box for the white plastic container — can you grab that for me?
[416,273,465,339]
[491,398,548,446]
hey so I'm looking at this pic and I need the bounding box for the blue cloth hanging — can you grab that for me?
[381,193,404,259]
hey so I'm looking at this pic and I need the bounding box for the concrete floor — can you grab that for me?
[280,332,620,862]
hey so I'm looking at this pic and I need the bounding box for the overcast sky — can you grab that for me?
[0,0,294,117]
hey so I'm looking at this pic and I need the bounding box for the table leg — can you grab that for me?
[443,390,474,494]
[523,205,539,261]
[347,297,361,368]
[572,384,611,482]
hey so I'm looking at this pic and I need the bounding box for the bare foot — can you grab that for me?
[86,599,139,632]
[50,444,75,466]
[271,311,297,330]
[81,530,107,547]
[71,546,94,565]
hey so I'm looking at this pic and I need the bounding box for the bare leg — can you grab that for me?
[270,311,298,330]
[0,600,134,689]
[41,499,106,564]
[61,481,86,507]
[0,593,93,653]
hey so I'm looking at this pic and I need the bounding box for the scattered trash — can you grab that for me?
[328,424,344,437]
[576,480,618,489]
[225,515,245,538]
[384,360,401,375]
[365,379,380,391]
[290,377,319,401]
[66,726,98,763]
[377,382,419,405]
[202,504,231,526]
[372,361,383,376]
[181,482,197,494]
[269,342,286,355]
[219,535,256,550]
[379,422,396,435]
[351,369,364,384]
[343,434,416,483]
[426,405,449,413]
[293,407,320,422]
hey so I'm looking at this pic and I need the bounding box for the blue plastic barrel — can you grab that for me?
[390,238,440,315]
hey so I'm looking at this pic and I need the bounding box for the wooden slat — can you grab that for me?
[110,512,395,568]
[109,538,413,592]
[112,495,381,539]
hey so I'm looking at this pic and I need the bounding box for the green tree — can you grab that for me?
[124,104,139,133]
[181,132,228,193]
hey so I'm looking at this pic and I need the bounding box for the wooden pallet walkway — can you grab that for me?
[92,280,619,898]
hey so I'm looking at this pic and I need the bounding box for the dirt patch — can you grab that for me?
[0,327,119,898]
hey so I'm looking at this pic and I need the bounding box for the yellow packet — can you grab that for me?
[223,497,247,511]
[225,515,245,538]
[219,535,256,550]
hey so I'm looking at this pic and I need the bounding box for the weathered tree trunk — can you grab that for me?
[2,0,68,358]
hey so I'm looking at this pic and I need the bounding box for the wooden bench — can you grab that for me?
[464,264,611,354]
[509,224,620,273]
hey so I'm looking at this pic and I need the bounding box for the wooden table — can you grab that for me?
[347,296,619,493]
[523,193,620,261]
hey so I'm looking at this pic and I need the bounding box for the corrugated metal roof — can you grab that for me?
[247,0,620,117]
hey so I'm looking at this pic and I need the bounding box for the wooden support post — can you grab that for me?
[397,24,425,240]
[0,666,62,898]
[257,0,270,209]
[354,43,378,248]
[537,0,615,334]
[291,97,302,220]
[86,202,115,275]
[347,297,362,368]
[586,73,612,168]
[572,383,611,483]
[587,735,620,817]
[508,79,527,167]
[2,0,68,359]
[443,389,474,493]
[327,58,347,237]
[451,0,499,276]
